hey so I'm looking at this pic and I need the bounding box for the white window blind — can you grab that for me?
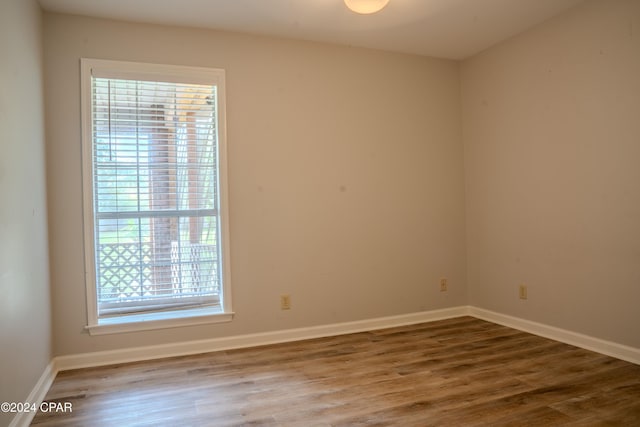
[82,60,230,323]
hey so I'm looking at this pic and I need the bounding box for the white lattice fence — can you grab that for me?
[97,242,218,302]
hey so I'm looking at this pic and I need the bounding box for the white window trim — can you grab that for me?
[85,308,234,336]
[80,58,233,335]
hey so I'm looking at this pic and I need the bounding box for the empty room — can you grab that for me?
[1,0,639,425]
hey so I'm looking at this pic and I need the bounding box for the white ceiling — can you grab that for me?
[37,0,585,60]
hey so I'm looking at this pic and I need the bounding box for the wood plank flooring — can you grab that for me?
[31,317,640,426]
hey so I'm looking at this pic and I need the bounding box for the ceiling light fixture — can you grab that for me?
[344,0,390,15]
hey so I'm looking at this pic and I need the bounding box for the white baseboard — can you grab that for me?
[8,361,57,427]
[468,306,640,365]
[54,306,640,371]
[55,306,468,371]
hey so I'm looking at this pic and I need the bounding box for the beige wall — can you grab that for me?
[43,13,467,356]
[42,0,640,361]
[0,0,52,424]
[462,0,640,347]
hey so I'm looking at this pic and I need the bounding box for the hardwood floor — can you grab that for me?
[31,317,640,426]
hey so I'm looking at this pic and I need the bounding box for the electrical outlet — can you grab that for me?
[440,278,448,292]
[519,284,527,300]
[280,294,291,310]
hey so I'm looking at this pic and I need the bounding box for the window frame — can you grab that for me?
[80,58,233,335]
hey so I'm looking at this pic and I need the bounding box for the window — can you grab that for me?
[81,59,232,334]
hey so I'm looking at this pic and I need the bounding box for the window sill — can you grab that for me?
[86,308,234,335]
